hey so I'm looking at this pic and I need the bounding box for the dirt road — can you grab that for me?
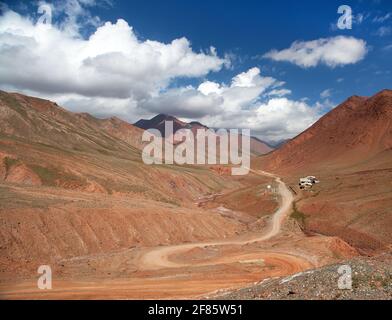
[138,170,296,270]
[0,170,317,300]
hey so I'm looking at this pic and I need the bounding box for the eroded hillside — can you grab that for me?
[254,90,392,254]
[0,91,270,279]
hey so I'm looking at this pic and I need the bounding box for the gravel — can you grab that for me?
[213,252,392,300]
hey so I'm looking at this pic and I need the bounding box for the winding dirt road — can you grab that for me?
[0,170,317,300]
[138,170,298,270]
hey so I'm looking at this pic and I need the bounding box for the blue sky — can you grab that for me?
[0,0,391,142]
[72,0,391,102]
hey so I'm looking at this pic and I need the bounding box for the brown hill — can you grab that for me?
[255,89,392,174]
[1,90,263,274]
[0,90,365,299]
[254,89,392,254]
[0,91,146,153]
[0,90,251,201]
[135,114,273,156]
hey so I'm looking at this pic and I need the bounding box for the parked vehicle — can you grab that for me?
[306,176,320,184]
[299,181,313,189]
[299,176,319,189]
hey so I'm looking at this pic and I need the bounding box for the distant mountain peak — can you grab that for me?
[151,113,179,122]
[134,113,274,155]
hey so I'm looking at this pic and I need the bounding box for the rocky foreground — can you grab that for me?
[213,252,392,300]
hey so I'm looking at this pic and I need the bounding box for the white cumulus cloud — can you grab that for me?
[0,8,227,100]
[139,68,327,142]
[0,2,333,142]
[141,67,278,118]
[263,36,368,68]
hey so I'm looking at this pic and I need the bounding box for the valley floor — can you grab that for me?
[0,171,357,299]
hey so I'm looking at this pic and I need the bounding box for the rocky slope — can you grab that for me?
[135,113,274,156]
[0,90,257,276]
[214,252,392,300]
[254,89,392,255]
[255,89,392,174]
[0,91,146,154]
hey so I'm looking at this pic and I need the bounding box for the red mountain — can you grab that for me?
[255,89,392,174]
[253,89,392,254]
[135,114,273,156]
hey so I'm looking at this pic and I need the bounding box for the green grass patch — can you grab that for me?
[0,92,28,117]
[291,202,307,226]
[29,164,85,187]
[3,157,20,172]
[99,177,151,195]
[156,197,180,207]
[29,165,62,186]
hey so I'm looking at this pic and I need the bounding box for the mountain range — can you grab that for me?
[134,113,274,156]
[254,89,392,254]
[0,88,391,298]
[255,89,392,175]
